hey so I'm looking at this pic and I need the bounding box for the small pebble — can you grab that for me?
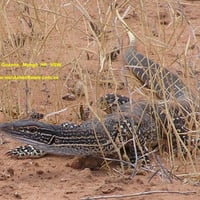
[14,192,22,199]
[62,93,76,101]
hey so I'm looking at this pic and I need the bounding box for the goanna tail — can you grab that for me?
[124,34,190,100]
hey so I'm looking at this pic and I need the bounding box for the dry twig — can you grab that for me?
[81,190,196,200]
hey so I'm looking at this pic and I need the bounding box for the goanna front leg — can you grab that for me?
[117,118,151,167]
[121,130,150,167]
[6,121,80,159]
[125,141,150,167]
[6,145,46,159]
[99,93,130,114]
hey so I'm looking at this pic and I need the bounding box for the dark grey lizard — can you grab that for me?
[0,32,199,165]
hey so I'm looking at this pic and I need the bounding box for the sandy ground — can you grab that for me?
[0,0,200,199]
[0,138,200,200]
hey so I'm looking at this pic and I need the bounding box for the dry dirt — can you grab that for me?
[0,0,200,200]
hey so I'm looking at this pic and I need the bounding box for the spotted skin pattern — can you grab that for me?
[0,45,199,166]
[7,145,46,158]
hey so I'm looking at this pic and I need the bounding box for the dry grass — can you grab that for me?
[0,0,199,177]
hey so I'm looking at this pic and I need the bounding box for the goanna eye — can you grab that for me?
[26,127,38,132]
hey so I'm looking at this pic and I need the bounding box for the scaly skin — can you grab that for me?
[124,46,191,100]
[0,43,199,164]
[0,101,156,163]
[0,94,196,162]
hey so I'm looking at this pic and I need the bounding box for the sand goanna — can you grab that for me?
[0,31,199,166]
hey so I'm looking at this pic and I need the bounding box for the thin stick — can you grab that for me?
[44,108,68,120]
[81,190,196,200]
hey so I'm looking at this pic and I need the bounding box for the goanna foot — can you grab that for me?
[6,145,46,159]
[99,93,130,113]
[124,146,151,167]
